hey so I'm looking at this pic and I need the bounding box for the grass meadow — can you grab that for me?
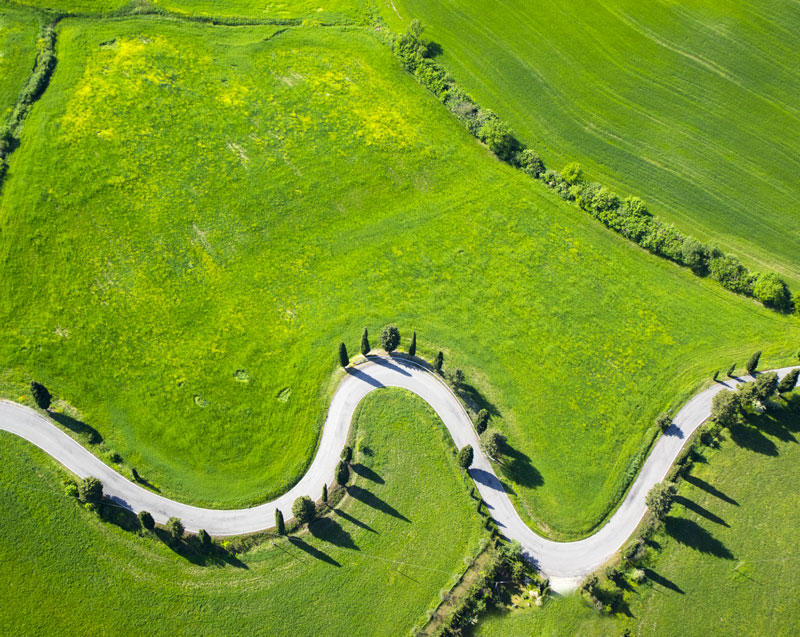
[381,0,800,287]
[0,5,39,117]
[1,15,799,539]
[0,389,485,636]
[476,395,800,636]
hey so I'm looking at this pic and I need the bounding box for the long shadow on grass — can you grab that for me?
[50,411,103,445]
[500,443,543,489]
[347,485,409,522]
[351,463,384,484]
[664,516,733,560]
[751,410,798,443]
[644,568,684,594]
[288,536,341,567]
[333,507,377,533]
[153,528,247,568]
[674,496,729,527]
[728,421,777,456]
[309,517,358,550]
[683,475,738,505]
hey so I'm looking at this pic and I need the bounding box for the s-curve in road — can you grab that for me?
[1,357,797,593]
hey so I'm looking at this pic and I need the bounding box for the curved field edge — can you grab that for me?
[379,0,800,287]
[0,388,486,636]
[0,15,798,539]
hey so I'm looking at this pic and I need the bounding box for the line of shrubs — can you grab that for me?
[384,20,798,315]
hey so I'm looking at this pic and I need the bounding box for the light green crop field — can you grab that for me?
[0,389,485,636]
[1,15,798,540]
[381,0,800,287]
[477,397,800,636]
[0,5,39,117]
[6,0,360,21]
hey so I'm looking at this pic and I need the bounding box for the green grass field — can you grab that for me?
[1,14,798,540]
[477,397,800,636]
[6,0,360,21]
[0,389,485,635]
[0,5,39,118]
[381,0,800,287]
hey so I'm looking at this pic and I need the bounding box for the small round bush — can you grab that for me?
[457,444,474,469]
[292,496,316,526]
[380,325,401,352]
[77,476,103,504]
[30,381,52,410]
[138,510,155,531]
[166,517,184,542]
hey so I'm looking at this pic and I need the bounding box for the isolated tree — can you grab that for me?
[753,372,778,404]
[482,430,505,459]
[198,529,212,550]
[457,445,474,469]
[746,350,762,376]
[77,476,103,504]
[338,342,349,368]
[778,369,799,395]
[30,381,51,410]
[336,460,350,486]
[726,363,737,378]
[475,409,490,435]
[409,332,417,357]
[340,445,353,464]
[321,483,328,504]
[711,390,741,427]
[292,496,316,526]
[381,325,401,352]
[753,272,791,311]
[434,351,444,373]
[275,508,285,535]
[646,481,676,519]
[166,517,184,542]
[360,327,370,356]
[138,510,155,531]
[655,412,672,432]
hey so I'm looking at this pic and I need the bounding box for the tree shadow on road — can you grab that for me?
[664,516,734,560]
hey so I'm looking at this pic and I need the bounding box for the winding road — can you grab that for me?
[1,356,797,592]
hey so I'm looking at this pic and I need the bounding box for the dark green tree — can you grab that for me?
[478,117,516,161]
[30,381,51,410]
[336,460,350,486]
[746,350,762,376]
[457,445,474,469]
[381,325,401,352]
[475,409,490,435]
[275,508,285,535]
[450,369,465,388]
[753,372,778,404]
[77,476,103,504]
[517,148,545,177]
[778,369,799,395]
[727,363,737,378]
[655,412,672,432]
[338,342,349,368]
[166,517,184,542]
[138,510,155,531]
[434,351,444,373]
[322,483,328,504]
[482,430,505,458]
[360,327,370,356]
[340,445,353,463]
[198,529,212,550]
[409,331,417,357]
[292,496,316,526]
[711,390,741,427]
[646,481,676,519]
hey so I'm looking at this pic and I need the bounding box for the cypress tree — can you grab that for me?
[322,482,328,504]
[275,508,285,535]
[778,369,799,395]
[198,529,212,550]
[475,409,490,435]
[409,332,417,357]
[726,363,737,378]
[338,342,349,368]
[434,351,444,373]
[746,350,762,376]
[336,460,350,486]
[30,381,51,410]
[340,445,353,463]
[361,327,370,356]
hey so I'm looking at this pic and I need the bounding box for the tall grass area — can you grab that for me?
[0,389,485,635]
[0,6,39,117]
[7,0,360,21]
[476,396,800,636]
[381,0,800,287]
[0,17,798,537]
